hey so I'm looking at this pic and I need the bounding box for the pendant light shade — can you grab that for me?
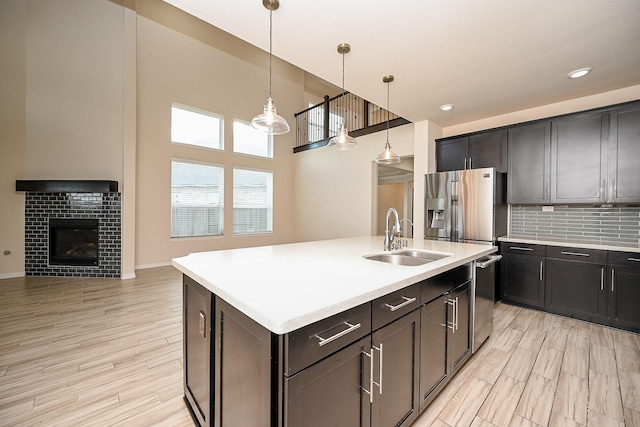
[327,43,357,150]
[375,75,401,165]
[251,0,290,135]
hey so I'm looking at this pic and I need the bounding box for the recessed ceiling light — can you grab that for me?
[440,104,454,111]
[568,67,592,79]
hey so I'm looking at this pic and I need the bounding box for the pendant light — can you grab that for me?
[375,75,401,165]
[327,43,357,150]
[251,0,290,135]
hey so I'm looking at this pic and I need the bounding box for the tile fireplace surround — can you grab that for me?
[17,180,121,278]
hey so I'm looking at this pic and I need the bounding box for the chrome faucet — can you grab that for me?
[384,207,402,251]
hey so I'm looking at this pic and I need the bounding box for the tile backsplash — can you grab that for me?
[510,205,640,248]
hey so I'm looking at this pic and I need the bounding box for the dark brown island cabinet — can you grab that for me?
[500,242,640,334]
[183,264,473,427]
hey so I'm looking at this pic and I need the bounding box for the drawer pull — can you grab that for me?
[510,246,533,251]
[199,311,206,339]
[560,251,590,257]
[628,257,640,262]
[384,296,417,312]
[315,322,361,347]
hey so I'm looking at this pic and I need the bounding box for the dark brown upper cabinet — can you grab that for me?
[550,111,609,204]
[608,103,640,203]
[507,121,551,204]
[436,129,507,173]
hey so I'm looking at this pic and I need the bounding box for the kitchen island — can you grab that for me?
[172,236,496,427]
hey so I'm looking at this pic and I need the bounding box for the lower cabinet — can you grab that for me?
[419,280,472,409]
[183,275,214,427]
[545,247,607,323]
[500,243,545,308]
[500,243,640,333]
[608,252,640,332]
[285,337,371,427]
[182,264,476,427]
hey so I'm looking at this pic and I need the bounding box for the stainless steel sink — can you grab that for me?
[363,249,450,266]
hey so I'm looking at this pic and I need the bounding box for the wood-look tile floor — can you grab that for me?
[1,267,639,426]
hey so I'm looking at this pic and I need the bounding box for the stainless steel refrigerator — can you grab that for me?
[424,167,507,352]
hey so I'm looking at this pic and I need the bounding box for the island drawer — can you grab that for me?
[421,263,472,304]
[372,283,420,331]
[284,302,371,377]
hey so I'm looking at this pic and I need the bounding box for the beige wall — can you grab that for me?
[443,85,640,137]
[0,0,27,278]
[1,0,639,278]
[293,124,415,242]
[0,0,127,278]
[134,0,300,268]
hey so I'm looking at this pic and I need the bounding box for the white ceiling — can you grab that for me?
[163,0,640,127]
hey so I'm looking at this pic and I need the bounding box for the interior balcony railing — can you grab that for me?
[293,91,411,153]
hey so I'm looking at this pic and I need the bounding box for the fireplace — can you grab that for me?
[17,180,121,278]
[49,218,99,266]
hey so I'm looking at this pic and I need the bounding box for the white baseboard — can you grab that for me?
[0,271,26,280]
[135,262,172,270]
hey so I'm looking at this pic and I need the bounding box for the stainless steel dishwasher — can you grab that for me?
[472,254,502,353]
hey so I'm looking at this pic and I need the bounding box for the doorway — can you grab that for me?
[377,156,414,238]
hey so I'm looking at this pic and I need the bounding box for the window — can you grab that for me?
[171,160,224,237]
[233,168,273,234]
[233,120,273,158]
[171,104,223,150]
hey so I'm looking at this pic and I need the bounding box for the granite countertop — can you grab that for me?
[172,236,496,334]
[498,236,640,253]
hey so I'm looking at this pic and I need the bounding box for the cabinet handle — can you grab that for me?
[373,344,383,395]
[600,179,605,198]
[447,299,456,333]
[469,157,472,169]
[612,178,617,198]
[362,349,374,403]
[315,321,361,347]
[600,268,604,291]
[455,297,459,331]
[611,269,615,292]
[199,310,206,339]
[464,158,467,170]
[628,257,640,262]
[560,251,590,257]
[544,182,548,200]
[510,246,533,251]
[384,296,417,312]
[540,261,543,281]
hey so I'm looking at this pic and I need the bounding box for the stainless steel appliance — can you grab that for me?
[424,167,507,352]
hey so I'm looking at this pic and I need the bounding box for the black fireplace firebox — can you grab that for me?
[49,218,99,266]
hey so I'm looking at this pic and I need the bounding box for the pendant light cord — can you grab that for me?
[268,2,273,99]
[386,80,390,144]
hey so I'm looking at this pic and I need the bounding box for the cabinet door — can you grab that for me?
[507,121,551,203]
[183,276,213,427]
[419,295,449,408]
[609,104,640,203]
[215,298,273,427]
[608,253,640,333]
[500,252,545,308]
[468,130,508,172]
[449,281,471,375]
[551,112,609,203]
[285,337,371,427]
[608,266,640,333]
[371,310,420,427]
[545,259,607,322]
[436,137,468,172]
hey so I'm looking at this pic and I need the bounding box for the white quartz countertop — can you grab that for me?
[498,236,640,254]
[172,236,496,334]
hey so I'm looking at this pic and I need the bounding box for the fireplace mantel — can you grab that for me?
[16,180,118,193]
